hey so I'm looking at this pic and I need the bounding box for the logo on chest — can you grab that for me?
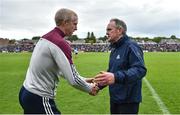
[116,54,120,60]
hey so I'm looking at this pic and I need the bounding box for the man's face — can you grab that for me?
[65,16,78,36]
[106,21,122,43]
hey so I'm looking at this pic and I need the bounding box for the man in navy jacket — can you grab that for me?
[94,18,147,114]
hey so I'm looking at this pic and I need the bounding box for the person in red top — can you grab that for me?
[19,8,99,114]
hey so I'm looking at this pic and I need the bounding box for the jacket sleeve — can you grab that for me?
[114,44,147,84]
[50,44,93,93]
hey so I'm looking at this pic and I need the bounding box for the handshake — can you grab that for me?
[86,71,115,96]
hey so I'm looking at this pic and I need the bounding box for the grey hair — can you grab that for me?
[110,18,127,34]
[55,8,77,26]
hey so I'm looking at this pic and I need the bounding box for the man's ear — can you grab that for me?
[61,20,68,26]
[118,28,123,34]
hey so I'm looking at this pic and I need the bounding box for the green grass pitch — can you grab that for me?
[0,52,180,114]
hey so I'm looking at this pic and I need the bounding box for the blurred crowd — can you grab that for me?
[0,40,180,53]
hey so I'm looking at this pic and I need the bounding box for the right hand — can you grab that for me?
[85,78,94,83]
[89,82,99,96]
[94,71,115,86]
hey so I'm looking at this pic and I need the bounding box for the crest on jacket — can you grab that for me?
[116,55,120,59]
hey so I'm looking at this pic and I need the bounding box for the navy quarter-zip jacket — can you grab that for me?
[108,34,147,103]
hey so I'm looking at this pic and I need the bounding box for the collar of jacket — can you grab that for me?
[54,27,66,38]
[110,34,129,48]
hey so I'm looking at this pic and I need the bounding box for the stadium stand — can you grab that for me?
[0,38,180,53]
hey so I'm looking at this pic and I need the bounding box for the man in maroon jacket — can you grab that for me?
[19,8,99,114]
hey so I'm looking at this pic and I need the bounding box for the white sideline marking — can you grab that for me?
[144,78,170,114]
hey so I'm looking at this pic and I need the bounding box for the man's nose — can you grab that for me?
[106,32,109,35]
[74,26,77,31]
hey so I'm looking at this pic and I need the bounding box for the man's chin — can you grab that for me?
[107,38,112,43]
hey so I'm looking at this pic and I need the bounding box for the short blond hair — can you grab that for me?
[55,8,77,26]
